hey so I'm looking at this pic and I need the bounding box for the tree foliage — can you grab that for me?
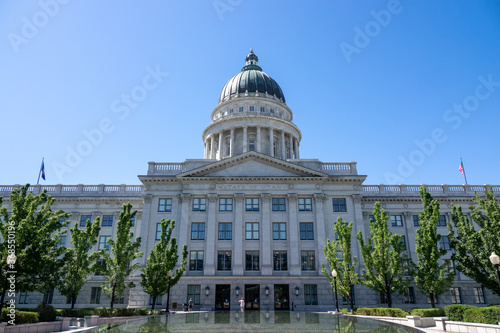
[321,217,359,311]
[140,219,188,311]
[448,187,500,296]
[98,203,142,309]
[0,184,69,295]
[58,216,101,309]
[356,202,412,308]
[414,186,454,307]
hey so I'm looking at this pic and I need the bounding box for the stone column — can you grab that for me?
[138,194,153,265]
[261,193,272,275]
[204,140,207,159]
[281,131,285,160]
[210,136,215,159]
[178,194,191,258]
[243,127,248,153]
[205,194,217,275]
[314,193,328,268]
[294,139,300,159]
[218,132,223,160]
[289,135,293,159]
[230,128,234,157]
[256,126,261,153]
[233,194,245,275]
[287,194,300,275]
[269,128,274,157]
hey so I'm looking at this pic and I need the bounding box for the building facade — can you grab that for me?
[2,50,499,311]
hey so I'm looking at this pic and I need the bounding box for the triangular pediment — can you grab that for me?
[177,152,328,178]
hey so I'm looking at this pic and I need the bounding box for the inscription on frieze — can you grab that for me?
[216,184,289,191]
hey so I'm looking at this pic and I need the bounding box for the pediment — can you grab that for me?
[177,152,328,178]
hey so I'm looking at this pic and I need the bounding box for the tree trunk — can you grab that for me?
[387,288,392,308]
[151,296,156,312]
[110,283,116,309]
[71,295,76,309]
[430,293,435,308]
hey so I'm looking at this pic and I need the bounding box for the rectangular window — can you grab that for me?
[131,216,135,226]
[149,295,163,305]
[270,108,274,114]
[245,222,259,240]
[245,250,259,271]
[332,198,347,212]
[380,292,388,304]
[298,198,312,211]
[401,235,406,250]
[217,250,232,271]
[90,287,101,304]
[301,250,316,271]
[300,222,314,240]
[391,215,403,226]
[192,198,206,211]
[245,198,259,211]
[272,198,286,211]
[304,285,318,305]
[239,106,244,112]
[187,285,201,305]
[99,236,110,251]
[249,106,255,111]
[102,215,113,227]
[43,289,54,304]
[155,223,162,241]
[57,235,66,249]
[260,106,265,112]
[191,223,205,240]
[445,259,456,275]
[369,215,376,223]
[19,291,29,304]
[439,236,451,250]
[450,287,462,304]
[404,287,415,304]
[80,215,92,227]
[273,250,287,271]
[229,108,234,114]
[219,198,233,212]
[218,223,232,240]
[474,287,485,304]
[272,223,286,240]
[437,215,447,226]
[95,259,106,276]
[115,295,125,304]
[189,251,204,271]
[159,198,172,212]
[413,215,420,227]
[66,296,72,304]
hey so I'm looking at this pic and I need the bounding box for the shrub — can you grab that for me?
[1,308,39,324]
[57,308,94,318]
[410,308,445,317]
[36,303,57,322]
[91,308,149,317]
[463,306,500,325]
[444,304,475,322]
[354,307,409,317]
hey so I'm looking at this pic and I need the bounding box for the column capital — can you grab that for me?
[234,193,245,203]
[207,193,218,203]
[143,194,153,204]
[287,193,298,202]
[314,193,327,203]
[352,194,362,204]
[261,193,272,202]
[179,193,191,203]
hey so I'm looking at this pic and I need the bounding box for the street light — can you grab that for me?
[265,286,269,296]
[205,285,210,296]
[332,269,339,312]
[235,286,240,296]
[490,252,500,290]
[0,254,17,323]
[295,286,299,296]
[165,270,173,314]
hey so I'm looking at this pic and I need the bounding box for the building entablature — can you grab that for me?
[210,96,294,122]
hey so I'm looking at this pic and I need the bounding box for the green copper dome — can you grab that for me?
[218,50,286,104]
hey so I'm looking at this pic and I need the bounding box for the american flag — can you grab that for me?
[459,161,464,177]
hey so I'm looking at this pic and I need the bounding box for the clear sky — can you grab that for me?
[1,0,499,186]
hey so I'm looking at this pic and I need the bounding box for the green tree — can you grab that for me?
[58,216,101,309]
[0,184,70,308]
[448,187,500,296]
[321,217,360,311]
[140,219,188,311]
[98,203,143,309]
[356,202,412,308]
[414,186,454,308]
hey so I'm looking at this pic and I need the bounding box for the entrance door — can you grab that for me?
[244,284,260,310]
[215,284,230,310]
[274,284,289,310]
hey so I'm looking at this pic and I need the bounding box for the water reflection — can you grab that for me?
[89,311,424,333]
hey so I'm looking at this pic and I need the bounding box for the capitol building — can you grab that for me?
[2,50,499,311]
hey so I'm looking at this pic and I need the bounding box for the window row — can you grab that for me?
[79,215,135,227]
[189,250,316,271]
[401,286,486,305]
[368,214,448,227]
[188,222,316,241]
[157,197,348,213]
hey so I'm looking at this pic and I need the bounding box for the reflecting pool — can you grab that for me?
[89,311,425,332]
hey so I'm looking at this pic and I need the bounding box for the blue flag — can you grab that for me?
[38,158,45,184]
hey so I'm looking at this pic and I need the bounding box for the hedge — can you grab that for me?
[463,306,500,325]
[1,308,39,324]
[410,308,445,317]
[354,307,409,318]
[56,308,94,318]
[92,307,149,317]
[444,304,476,321]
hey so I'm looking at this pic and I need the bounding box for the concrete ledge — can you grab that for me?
[444,320,500,333]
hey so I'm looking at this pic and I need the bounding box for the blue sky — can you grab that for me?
[1,0,499,186]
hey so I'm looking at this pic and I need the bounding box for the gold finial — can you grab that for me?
[250,48,254,53]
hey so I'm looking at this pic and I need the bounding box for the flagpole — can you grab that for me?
[461,157,468,185]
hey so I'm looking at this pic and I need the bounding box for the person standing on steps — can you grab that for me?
[238,297,245,311]
[188,298,193,312]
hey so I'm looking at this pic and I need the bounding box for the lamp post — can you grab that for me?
[165,270,173,314]
[0,254,17,323]
[332,269,339,312]
[490,252,500,290]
